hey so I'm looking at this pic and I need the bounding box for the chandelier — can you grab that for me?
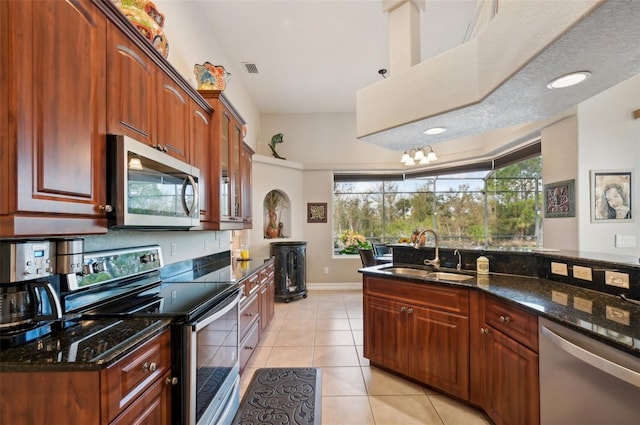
[400,145,437,166]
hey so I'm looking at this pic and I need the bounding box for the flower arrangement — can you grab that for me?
[338,229,371,255]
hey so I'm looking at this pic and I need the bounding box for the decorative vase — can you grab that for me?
[266,210,279,238]
[112,0,169,58]
[193,62,232,90]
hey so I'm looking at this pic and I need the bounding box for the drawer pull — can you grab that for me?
[499,315,511,323]
[480,327,489,334]
[244,346,254,350]
[246,312,253,317]
[142,362,158,373]
[165,376,179,386]
[407,307,414,314]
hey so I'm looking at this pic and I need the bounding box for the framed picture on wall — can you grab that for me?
[307,203,327,223]
[590,170,632,222]
[544,179,575,218]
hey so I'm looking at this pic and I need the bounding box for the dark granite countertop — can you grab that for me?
[232,257,274,281]
[0,317,170,372]
[361,263,640,358]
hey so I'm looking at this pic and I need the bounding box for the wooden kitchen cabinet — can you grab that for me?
[190,99,213,226]
[1,0,109,237]
[0,328,173,425]
[106,21,155,146]
[238,259,275,374]
[363,276,470,400]
[156,70,191,163]
[241,143,255,228]
[470,291,539,425]
[199,90,247,230]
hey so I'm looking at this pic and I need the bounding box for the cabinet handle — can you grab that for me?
[407,307,414,314]
[246,312,253,317]
[400,306,406,313]
[142,362,158,372]
[480,327,489,334]
[499,315,511,323]
[245,346,254,350]
[99,204,113,213]
[165,376,179,386]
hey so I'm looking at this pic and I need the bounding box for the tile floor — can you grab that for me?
[240,290,492,425]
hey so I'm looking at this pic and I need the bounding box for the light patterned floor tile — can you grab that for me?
[274,330,316,346]
[313,345,360,366]
[362,366,426,395]
[265,346,313,367]
[315,330,355,346]
[369,394,444,425]
[321,396,376,425]
[428,395,492,425]
[321,366,368,396]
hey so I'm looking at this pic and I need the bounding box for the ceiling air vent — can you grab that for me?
[242,62,259,74]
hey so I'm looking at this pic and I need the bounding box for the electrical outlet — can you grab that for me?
[573,297,593,314]
[170,243,177,256]
[551,290,568,306]
[605,305,630,325]
[573,265,592,281]
[324,267,329,274]
[551,262,568,276]
[605,270,630,288]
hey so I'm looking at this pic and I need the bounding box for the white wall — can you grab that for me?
[541,115,579,250]
[577,74,640,256]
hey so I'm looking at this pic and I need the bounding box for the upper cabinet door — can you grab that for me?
[156,71,190,163]
[2,0,108,236]
[106,22,155,146]
[190,99,212,225]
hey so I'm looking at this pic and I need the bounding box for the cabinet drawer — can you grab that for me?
[110,370,172,425]
[364,276,469,316]
[239,320,260,374]
[240,292,259,338]
[484,295,538,351]
[102,329,171,423]
[245,273,260,296]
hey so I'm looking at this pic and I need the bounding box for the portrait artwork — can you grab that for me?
[590,171,632,222]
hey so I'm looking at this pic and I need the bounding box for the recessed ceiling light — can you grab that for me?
[546,71,591,89]
[423,127,447,135]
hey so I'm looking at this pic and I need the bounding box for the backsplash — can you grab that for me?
[392,245,640,300]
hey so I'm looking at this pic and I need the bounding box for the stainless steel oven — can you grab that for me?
[186,290,240,425]
[61,246,241,425]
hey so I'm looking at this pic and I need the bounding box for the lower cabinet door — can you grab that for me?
[363,295,406,373]
[410,306,470,400]
[110,370,172,425]
[483,328,539,425]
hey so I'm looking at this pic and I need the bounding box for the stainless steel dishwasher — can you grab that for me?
[539,318,640,425]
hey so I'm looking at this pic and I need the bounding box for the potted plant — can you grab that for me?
[264,190,287,238]
[338,229,371,254]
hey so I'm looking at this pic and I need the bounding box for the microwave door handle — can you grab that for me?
[181,175,199,217]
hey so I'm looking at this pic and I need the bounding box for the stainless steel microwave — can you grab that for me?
[107,135,200,229]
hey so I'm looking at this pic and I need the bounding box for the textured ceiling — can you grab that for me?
[360,0,640,151]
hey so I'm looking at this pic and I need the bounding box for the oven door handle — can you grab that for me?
[191,289,240,331]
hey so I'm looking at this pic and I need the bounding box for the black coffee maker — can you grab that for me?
[0,240,62,347]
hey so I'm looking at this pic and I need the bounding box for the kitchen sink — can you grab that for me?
[426,272,474,282]
[382,267,430,277]
[382,267,474,282]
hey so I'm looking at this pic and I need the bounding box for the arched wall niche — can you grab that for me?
[263,189,291,239]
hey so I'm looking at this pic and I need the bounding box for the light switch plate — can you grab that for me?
[573,265,593,281]
[551,262,568,276]
[605,270,630,288]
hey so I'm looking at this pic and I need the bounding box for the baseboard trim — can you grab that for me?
[307,282,362,291]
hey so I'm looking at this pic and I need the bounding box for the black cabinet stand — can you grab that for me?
[270,241,307,302]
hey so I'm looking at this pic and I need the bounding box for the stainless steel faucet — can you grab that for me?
[414,229,440,269]
[454,249,462,271]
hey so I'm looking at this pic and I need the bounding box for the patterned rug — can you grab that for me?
[232,368,322,425]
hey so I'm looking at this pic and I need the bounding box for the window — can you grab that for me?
[333,157,542,253]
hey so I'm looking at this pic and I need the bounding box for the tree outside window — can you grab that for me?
[332,157,542,254]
